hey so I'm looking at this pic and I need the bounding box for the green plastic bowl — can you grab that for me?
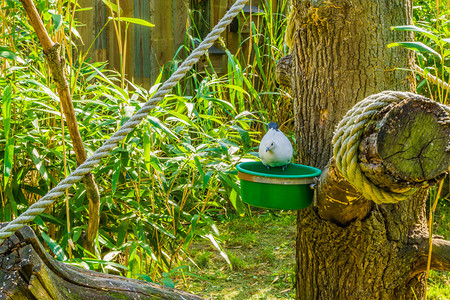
[236,162,322,210]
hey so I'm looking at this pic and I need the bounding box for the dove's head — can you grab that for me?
[264,122,280,152]
[268,122,279,131]
[266,141,276,152]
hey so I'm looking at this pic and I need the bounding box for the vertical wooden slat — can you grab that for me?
[172,0,188,57]
[75,0,95,58]
[134,0,151,82]
[152,0,174,80]
[121,0,133,82]
[94,0,107,63]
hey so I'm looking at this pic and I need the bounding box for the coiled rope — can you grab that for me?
[332,91,450,204]
[0,0,249,245]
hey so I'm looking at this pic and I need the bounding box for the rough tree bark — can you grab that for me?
[277,0,450,299]
[0,224,203,299]
[18,0,100,252]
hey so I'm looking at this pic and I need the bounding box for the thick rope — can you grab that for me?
[332,91,450,204]
[0,0,249,245]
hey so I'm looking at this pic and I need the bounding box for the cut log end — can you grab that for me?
[377,98,450,182]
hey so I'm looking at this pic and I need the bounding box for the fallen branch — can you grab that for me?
[0,224,203,299]
[411,238,450,276]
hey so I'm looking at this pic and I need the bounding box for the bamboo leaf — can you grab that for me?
[27,147,49,183]
[48,10,63,31]
[2,85,14,187]
[41,232,67,261]
[204,233,232,269]
[387,42,442,59]
[391,25,441,45]
[109,17,155,27]
[2,84,11,135]
[0,46,25,64]
[111,159,121,194]
[101,0,121,14]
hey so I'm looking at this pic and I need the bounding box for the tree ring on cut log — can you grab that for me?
[377,97,450,182]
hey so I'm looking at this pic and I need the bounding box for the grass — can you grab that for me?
[427,199,450,299]
[182,211,297,299]
[178,202,450,299]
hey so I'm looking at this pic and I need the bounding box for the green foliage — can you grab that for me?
[389,1,449,104]
[0,0,291,287]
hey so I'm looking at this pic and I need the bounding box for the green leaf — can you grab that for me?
[148,116,178,140]
[2,85,13,187]
[203,171,214,189]
[161,276,175,288]
[23,79,59,101]
[73,227,83,243]
[204,233,232,269]
[117,221,128,247]
[0,46,25,64]
[387,42,442,59]
[4,139,14,188]
[183,214,200,252]
[102,0,121,14]
[2,84,11,135]
[109,17,154,27]
[0,47,15,60]
[27,147,50,183]
[111,159,121,194]
[48,11,63,31]
[39,213,65,226]
[219,174,245,216]
[41,232,67,261]
[391,25,441,45]
[143,132,162,173]
[232,125,251,151]
[136,274,153,282]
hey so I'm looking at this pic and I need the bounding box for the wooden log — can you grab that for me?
[362,97,449,183]
[317,96,449,225]
[0,224,203,300]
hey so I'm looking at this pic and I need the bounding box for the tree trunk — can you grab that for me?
[0,224,203,300]
[279,0,450,298]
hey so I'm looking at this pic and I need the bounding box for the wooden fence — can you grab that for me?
[75,0,282,88]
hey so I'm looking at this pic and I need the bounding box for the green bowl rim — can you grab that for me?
[236,161,322,179]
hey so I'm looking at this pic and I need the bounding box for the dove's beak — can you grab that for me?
[266,147,270,152]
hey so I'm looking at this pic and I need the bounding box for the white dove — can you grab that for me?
[259,122,293,170]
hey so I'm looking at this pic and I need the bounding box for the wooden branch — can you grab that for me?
[19,0,100,252]
[317,96,449,225]
[275,54,293,88]
[0,224,203,299]
[316,159,373,225]
[412,238,450,275]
